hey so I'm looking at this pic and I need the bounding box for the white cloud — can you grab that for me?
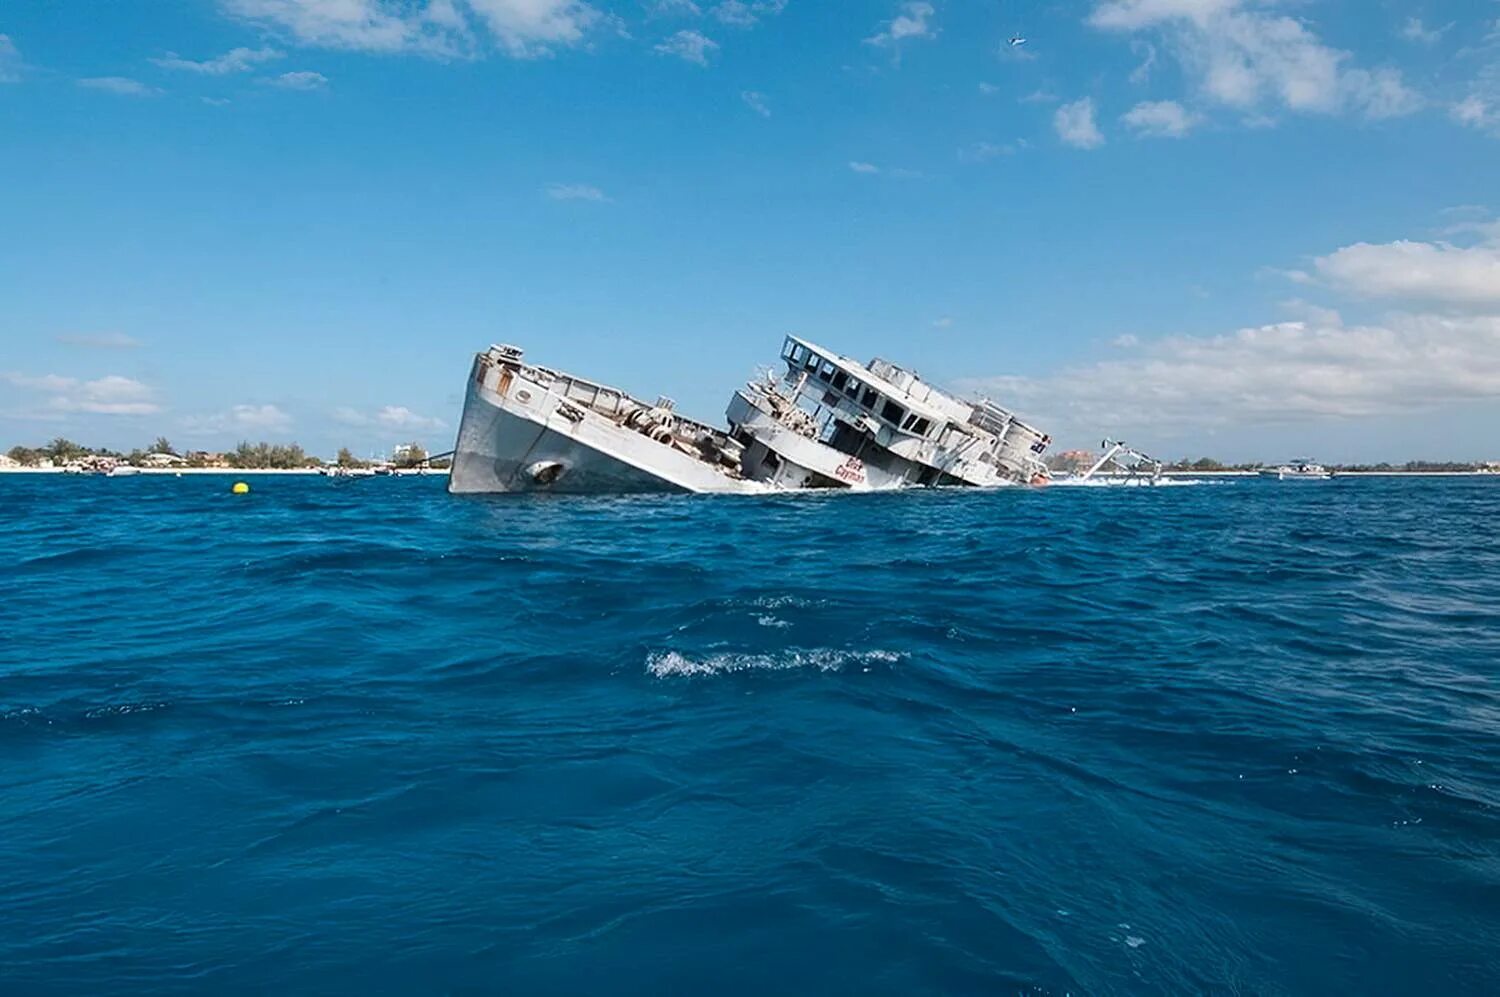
[184,403,294,434]
[866,2,936,48]
[231,404,293,429]
[1129,39,1157,83]
[741,89,770,117]
[1087,0,1421,120]
[959,312,1500,433]
[653,28,717,64]
[2,373,161,415]
[978,82,999,95]
[78,77,161,96]
[466,0,601,56]
[225,0,601,59]
[1451,95,1496,132]
[1018,89,1058,104]
[1054,97,1105,148]
[961,222,1500,438]
[0,34,22,83]
[377,405,446,430]
[1279,298,1343,327]
[931,316,953,329]
[846,160,920,178]
[1399,18,1450,45]
[544,181,608,201]
[334,405,446,430]
[713,0,785,28]
[1311,236,1500,309]
[1122,99,1200,137]
[54,332,142,349]
[649,0,701,15]
[266,70,329,89]
[151,46,284,74]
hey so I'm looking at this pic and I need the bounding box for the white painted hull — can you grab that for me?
[449,355,766,496]
[725,389,905,490]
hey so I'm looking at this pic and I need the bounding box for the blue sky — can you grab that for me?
[2,0,1498,462]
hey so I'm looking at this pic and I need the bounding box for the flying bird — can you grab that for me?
[1008,35,1027,47]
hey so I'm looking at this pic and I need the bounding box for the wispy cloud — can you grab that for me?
[183,403,293,434]
[0,34,22,83]
[2,372,161,415]
[1087,0,1422,122]
[333,405,446,431]
[544,182,609,202]
[1122,99,1200,138]
[649,0,702,16]
[225,0,603,60]
[1018,89,1057,104]
[1399,17,1451,45]
[654,28,718,64]
[150,46,283,74]
[713,0,786,28]
[959,140,1019,163]
[265,70,329,90]
[846,160,921,178]
[865,2,936,48]
[78,77,161,96]
[740,89,770,117]
[1451,95,1497,134]
[55,332,142,349]
[1054,97,1105,149]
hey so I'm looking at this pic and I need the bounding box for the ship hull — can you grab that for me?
[449,356,764,496]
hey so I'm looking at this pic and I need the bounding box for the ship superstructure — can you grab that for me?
[449,337,1052,496]
[724,336,1051,490]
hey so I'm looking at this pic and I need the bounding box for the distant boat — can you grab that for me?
[1262,460,1332,481]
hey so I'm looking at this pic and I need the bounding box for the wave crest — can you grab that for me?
[646,648,900,678]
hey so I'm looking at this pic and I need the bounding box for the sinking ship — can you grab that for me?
[448,339,1050,495]
[449,345,764,495]
[726,336,1051,490]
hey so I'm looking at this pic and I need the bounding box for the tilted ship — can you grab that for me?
[448,338,1051,496]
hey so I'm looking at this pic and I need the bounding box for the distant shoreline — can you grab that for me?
[0,467,449,476]
[3,467,1494,479]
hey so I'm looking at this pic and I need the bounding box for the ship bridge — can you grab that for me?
[781,335,965,441]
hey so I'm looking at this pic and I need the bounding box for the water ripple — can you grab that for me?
[1,474,1498,994]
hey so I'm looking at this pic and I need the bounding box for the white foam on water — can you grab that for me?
[646,648,900,678]
[755,615,792,628]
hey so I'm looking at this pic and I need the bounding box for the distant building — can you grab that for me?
[141,452,188,468]
[186,451,230,468]
[1048,449,1097,474]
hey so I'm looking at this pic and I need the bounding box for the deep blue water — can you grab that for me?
[3,474,1499,995]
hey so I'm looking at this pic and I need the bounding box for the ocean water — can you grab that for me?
[3,474,1498,995]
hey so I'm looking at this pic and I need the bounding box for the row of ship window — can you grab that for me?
[785,343,933,437]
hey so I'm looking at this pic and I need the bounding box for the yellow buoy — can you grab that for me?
[232,481,250,495]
